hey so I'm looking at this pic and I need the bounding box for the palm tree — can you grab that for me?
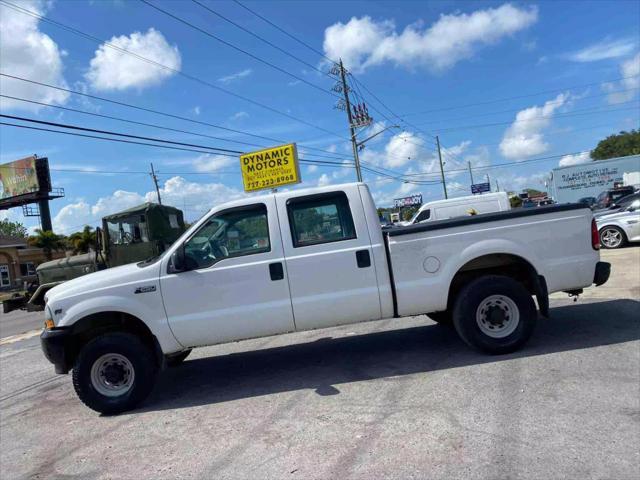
[67,226,96,254]
[28,229,67,261]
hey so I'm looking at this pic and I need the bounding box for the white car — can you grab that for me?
[40,182,610,413]
[596,199,640,249]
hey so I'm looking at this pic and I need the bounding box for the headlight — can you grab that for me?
[44,305,54,330]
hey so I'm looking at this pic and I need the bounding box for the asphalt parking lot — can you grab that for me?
[1,248,638,479]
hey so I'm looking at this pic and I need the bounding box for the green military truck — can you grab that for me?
[3,202,185,313]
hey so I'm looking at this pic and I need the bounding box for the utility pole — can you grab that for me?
[436,135,448,199]
[486,173,491,192]
[337,59,362,182]
[468,161,475,185]
[495,179,500,192]
[150,163,162,205]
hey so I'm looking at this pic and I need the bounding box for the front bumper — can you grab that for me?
[40,328,73,374]
[594,261,611,287]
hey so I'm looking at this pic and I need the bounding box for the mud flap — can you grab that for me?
[533,275,549,318]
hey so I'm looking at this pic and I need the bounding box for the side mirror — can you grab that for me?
[169,246,186,273]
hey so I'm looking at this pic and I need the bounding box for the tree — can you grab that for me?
[0,219,28,238]
[67,226,96,254]
[28,229,66,260]
[592,130,640,160]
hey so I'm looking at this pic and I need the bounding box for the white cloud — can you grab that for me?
[317,173,332,187]
[149,176,244,217]
[499,93,569,160]
[383,132,425,168]
[53,177,245,232]
[230,111,249,121]
[192,106,201,115]
[307,164,319,173]
[191,154,236,173]
[323,4,538,72]
[0,0,69,111]
[559,151,591,167]
[568,38,637,63]
[218,68,252,84]
[602,53,640,104]
[86,28,181,91]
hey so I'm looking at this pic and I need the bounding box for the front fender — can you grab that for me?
[56,295,183,353]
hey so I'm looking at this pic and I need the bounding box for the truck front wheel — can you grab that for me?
[452,275,537,354]
[72,332,157,414]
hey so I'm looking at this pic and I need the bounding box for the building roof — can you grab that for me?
[0,236,28,248]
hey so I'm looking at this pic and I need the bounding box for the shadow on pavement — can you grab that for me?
[142,299,640,412]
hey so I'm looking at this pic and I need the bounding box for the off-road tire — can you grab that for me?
[72,332,157,414]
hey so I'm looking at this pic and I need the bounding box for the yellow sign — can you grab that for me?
[240,143,301,192]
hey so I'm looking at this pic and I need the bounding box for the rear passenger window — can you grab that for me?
[287,192,356,247]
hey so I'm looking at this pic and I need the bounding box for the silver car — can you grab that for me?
[596,199,640,249]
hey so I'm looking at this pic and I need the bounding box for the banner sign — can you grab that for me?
[0,156,39,200]
[471,182,491,194]
[240,143,301,192]
[394,194,422,208]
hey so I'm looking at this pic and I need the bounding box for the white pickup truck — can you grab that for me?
[41,183,610,413]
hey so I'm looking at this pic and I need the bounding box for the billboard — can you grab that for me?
[549,155,640,203]
[0,156,39,200]
[240,143,301,192]
[0,156,53,210]
[394,194,422,208]
[471,182,491,194]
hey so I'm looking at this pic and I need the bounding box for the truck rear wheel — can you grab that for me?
[72,332,157,414]
[452,275,537,354]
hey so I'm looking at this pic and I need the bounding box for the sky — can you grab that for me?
[0,0,639,234]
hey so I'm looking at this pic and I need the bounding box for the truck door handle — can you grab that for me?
[269,262,284,281]
[355,249,371,268]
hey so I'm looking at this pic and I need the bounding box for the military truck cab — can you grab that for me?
[3,203,185,313]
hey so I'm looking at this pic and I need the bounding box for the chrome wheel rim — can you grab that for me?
[476,294,520,339]
[601,228,622,248]
[90,353,135,397]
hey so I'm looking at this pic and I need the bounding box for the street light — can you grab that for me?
[356,125,400,151]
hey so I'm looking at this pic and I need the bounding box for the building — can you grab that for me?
[548,154,640,204]
[0,237,65,290]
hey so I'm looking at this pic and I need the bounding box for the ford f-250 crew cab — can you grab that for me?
[40,183,610,413]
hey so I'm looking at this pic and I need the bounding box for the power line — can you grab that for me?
[0,120,352,169]
[412,87,640,126]
[0,117,439,185]
[430,103,639,132]
[232,0,334,64]
[190,0,328,78]
[0,114,243,156]
[398,74,640,117]
[0,94,350,162]
[140,0,338,99]
[0,73,350,160]
[402,150,594,178]
[0,0,347,141]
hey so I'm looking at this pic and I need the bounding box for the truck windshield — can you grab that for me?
[107,215,150,245]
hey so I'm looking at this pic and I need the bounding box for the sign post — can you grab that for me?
[240,143,301,193]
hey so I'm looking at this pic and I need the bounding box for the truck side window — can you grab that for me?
[287,192,356,247]
[414,209,430,223]
[183,204,270,269]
